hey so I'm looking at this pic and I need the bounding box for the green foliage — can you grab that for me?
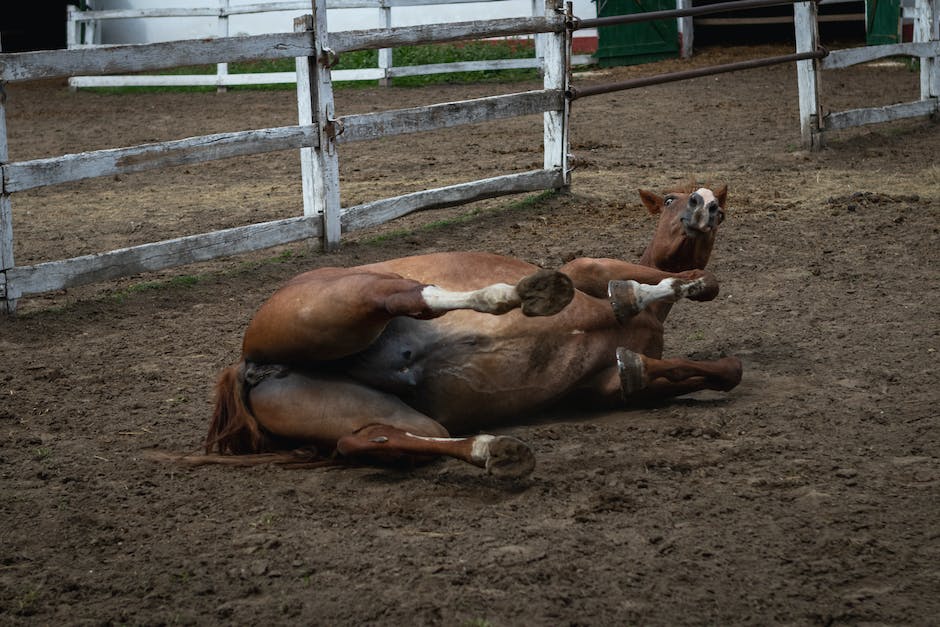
[110,274,202,303]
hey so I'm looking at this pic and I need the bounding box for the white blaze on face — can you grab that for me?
[695,187,717,206]
[688,187,717,231]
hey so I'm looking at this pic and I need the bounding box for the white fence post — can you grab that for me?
[794,1,823,150]
[914,0,939,98]
[677,0,694,59]
[295,3,342,251]
[66,5,79,49]
[217,0,230,92]
[532,0,545,67]
[543,0,569,188]
[0,48,16,313]
[378,0,393,87]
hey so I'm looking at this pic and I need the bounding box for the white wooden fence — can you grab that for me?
[66,0,593,89]
[2,0,936,312]
[0,0,570,313]
[796,0,939,148]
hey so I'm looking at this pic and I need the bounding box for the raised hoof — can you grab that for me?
[479,436,536,478]
[608,279,642,323]
[685,271,720,302]
[517,269,574,317]
[616,347,647,397]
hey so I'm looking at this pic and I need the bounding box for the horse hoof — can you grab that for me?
[685,271,720,302]
[712,356,743,391]
[517,270,574,317]
[481,436,536,478]
[616,347,647,397]
[608,280,641,323]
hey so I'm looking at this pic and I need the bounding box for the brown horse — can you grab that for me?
[203,185,741,477]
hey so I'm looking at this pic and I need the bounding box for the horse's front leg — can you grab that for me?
[559,258,719,322]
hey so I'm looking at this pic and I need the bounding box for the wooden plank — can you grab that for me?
[4,125,318,193]
[68,68,388,88]
[330,16,561,53]
[387,57,541,77]
[0,32,314,82]
[3,215,323,300]
[378,0,515,6]
[825,98,939,130]
[71,8,221,20]
[341,169,563,232]
[336,90,563,144]
[821,41,940,69]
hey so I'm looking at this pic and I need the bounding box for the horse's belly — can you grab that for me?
[342,316,610,431]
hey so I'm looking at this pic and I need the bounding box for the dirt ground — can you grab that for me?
[1,43,938,625]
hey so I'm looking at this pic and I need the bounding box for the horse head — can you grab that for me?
[637,184,728,272]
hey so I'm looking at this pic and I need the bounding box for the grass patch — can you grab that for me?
[109,274,202,303]
[85,40,540,94]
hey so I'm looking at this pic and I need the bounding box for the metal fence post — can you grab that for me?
[295,2,342,251]
[543,0,570,188]
[794,1,823,150]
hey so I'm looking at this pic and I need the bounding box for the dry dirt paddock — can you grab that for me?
[1,44,938,625]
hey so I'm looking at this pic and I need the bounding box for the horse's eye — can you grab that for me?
[664,197,674,206]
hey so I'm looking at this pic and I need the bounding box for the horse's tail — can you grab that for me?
[146,362,332,468]
[205,361,262,455]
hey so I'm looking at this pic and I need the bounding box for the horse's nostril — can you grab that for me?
[707,201,719,213]
[689,193,701,208]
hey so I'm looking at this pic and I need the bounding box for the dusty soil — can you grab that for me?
[1,44,938,625]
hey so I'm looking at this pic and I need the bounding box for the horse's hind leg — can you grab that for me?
[243,268,573,364]
[248,370,535,477]
[336,425,535,478]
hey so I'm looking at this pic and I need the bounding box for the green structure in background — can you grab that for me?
[865,0,902,44]
[594,0,679,67]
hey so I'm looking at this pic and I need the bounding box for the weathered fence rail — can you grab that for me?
[65,0,593,89]
[797,0,938,147]
[564,0,938,149]
[0,0,570,313]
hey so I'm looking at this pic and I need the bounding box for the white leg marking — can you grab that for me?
[470,435,496,465]
[633,277,706,310]
[421,284,521,314]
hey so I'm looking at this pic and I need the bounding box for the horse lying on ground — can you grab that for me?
[202,185,741,477]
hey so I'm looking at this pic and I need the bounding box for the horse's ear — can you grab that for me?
[638,189,663,215]
[714,184,728,208]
